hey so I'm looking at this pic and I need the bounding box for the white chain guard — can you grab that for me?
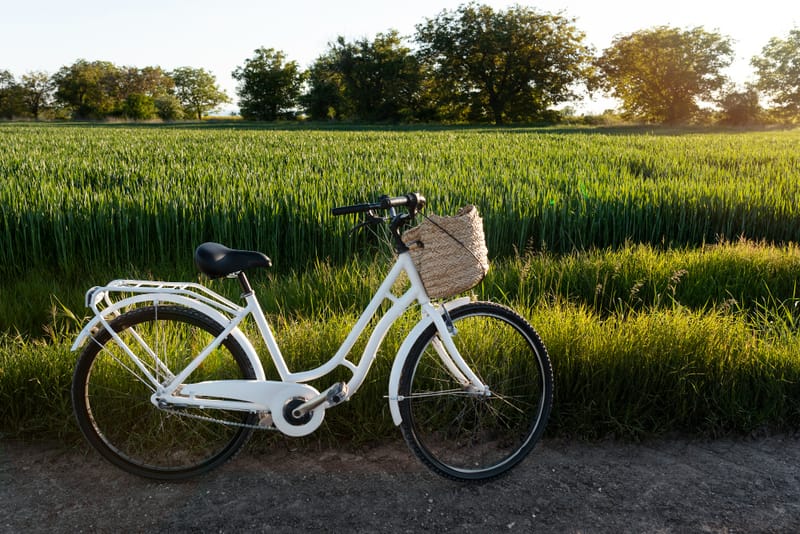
[174,380,325,437]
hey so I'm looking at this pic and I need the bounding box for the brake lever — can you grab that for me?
[350,210,386,234]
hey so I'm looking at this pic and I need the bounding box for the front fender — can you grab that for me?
[70,293,266,381]
[387,296,472,425]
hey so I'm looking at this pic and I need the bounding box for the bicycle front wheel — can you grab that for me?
[72,305,258,480]
[399,302,553,481]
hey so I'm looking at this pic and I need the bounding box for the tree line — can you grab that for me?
[2,3,799,125]
[0,62,228,121]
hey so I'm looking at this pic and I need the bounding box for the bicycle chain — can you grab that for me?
[161,407,274,431]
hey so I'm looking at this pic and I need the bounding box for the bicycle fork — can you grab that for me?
[429,304,491,397]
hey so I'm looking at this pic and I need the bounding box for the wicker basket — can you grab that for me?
[402,205,490,299]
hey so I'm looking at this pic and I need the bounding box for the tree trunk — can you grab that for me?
[488,91,504,125]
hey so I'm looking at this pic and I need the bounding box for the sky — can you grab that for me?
[2,0,797,114]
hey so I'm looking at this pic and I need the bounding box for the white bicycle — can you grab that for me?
[70,193,553,481]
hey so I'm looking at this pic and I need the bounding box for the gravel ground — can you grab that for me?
[2,435,799,533]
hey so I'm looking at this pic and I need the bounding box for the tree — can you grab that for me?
[154,94,184,120]
[335,32,423,121]
[302,52,347,120]
[171,67,229,120]
[414,3,594,124]
[117,66,173,120]
[596,26,733,124]
[0,70,25,119]
[117,66,174,104]
[52,60,122,118]
[232,48,304,121]
[20,71,53,119]
[303,32,424,122]
[752,28,800,122]
[122,93,157,120]
[718,86,762,126]
[0,70,13,89]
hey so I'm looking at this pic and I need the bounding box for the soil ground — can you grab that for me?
[2,435,799,533]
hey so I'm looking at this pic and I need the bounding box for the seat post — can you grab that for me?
[237,271,253,296]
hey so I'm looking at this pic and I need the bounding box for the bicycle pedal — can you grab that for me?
[326,382,349,405]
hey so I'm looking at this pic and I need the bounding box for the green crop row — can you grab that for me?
[1,123,799,277]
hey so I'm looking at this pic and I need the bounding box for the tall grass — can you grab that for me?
[4,298,799,443]
[488,239,800,316]
[0,335,75,440]
[2,123,799,277]
[534,302,800,437]
[3,241,800,441]
[7,240,800,336]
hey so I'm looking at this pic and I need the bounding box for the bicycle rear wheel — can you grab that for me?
[399,302,553,481]
[72,305,258,480]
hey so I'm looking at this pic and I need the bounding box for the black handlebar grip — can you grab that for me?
[331,203,378,216]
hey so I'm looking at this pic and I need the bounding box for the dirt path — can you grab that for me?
[2,436,799,533]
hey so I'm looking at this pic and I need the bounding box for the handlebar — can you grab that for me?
[332,193,426,253]
[331,193,426,216]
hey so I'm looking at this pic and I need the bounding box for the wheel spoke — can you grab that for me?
[92,335,158,393]
[404,389,477,399]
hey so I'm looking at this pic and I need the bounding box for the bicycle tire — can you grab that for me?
[72,305,258,480]
[398,302,553,481]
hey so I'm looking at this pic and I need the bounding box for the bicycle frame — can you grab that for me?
[71,250,487,432]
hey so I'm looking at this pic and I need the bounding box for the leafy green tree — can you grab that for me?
[718,86,763,125]
[52,60,122,118]
[336,31,422,121]
[122,93,157,120]
[752,28,800,122]
[0,70,25,119]
[171,67,229,120]
[20,71,53,119]
[596,26,733,124]
[154,94,185,120]
[303,31,424,121]
[232,48,304,121]
[118,67,173,120]
[302,53,347,120]
[119,66,174,100]
[414,3,594,124]
[0,70,13,89]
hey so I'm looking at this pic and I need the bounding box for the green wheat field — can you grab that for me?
[2,122,800,443]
